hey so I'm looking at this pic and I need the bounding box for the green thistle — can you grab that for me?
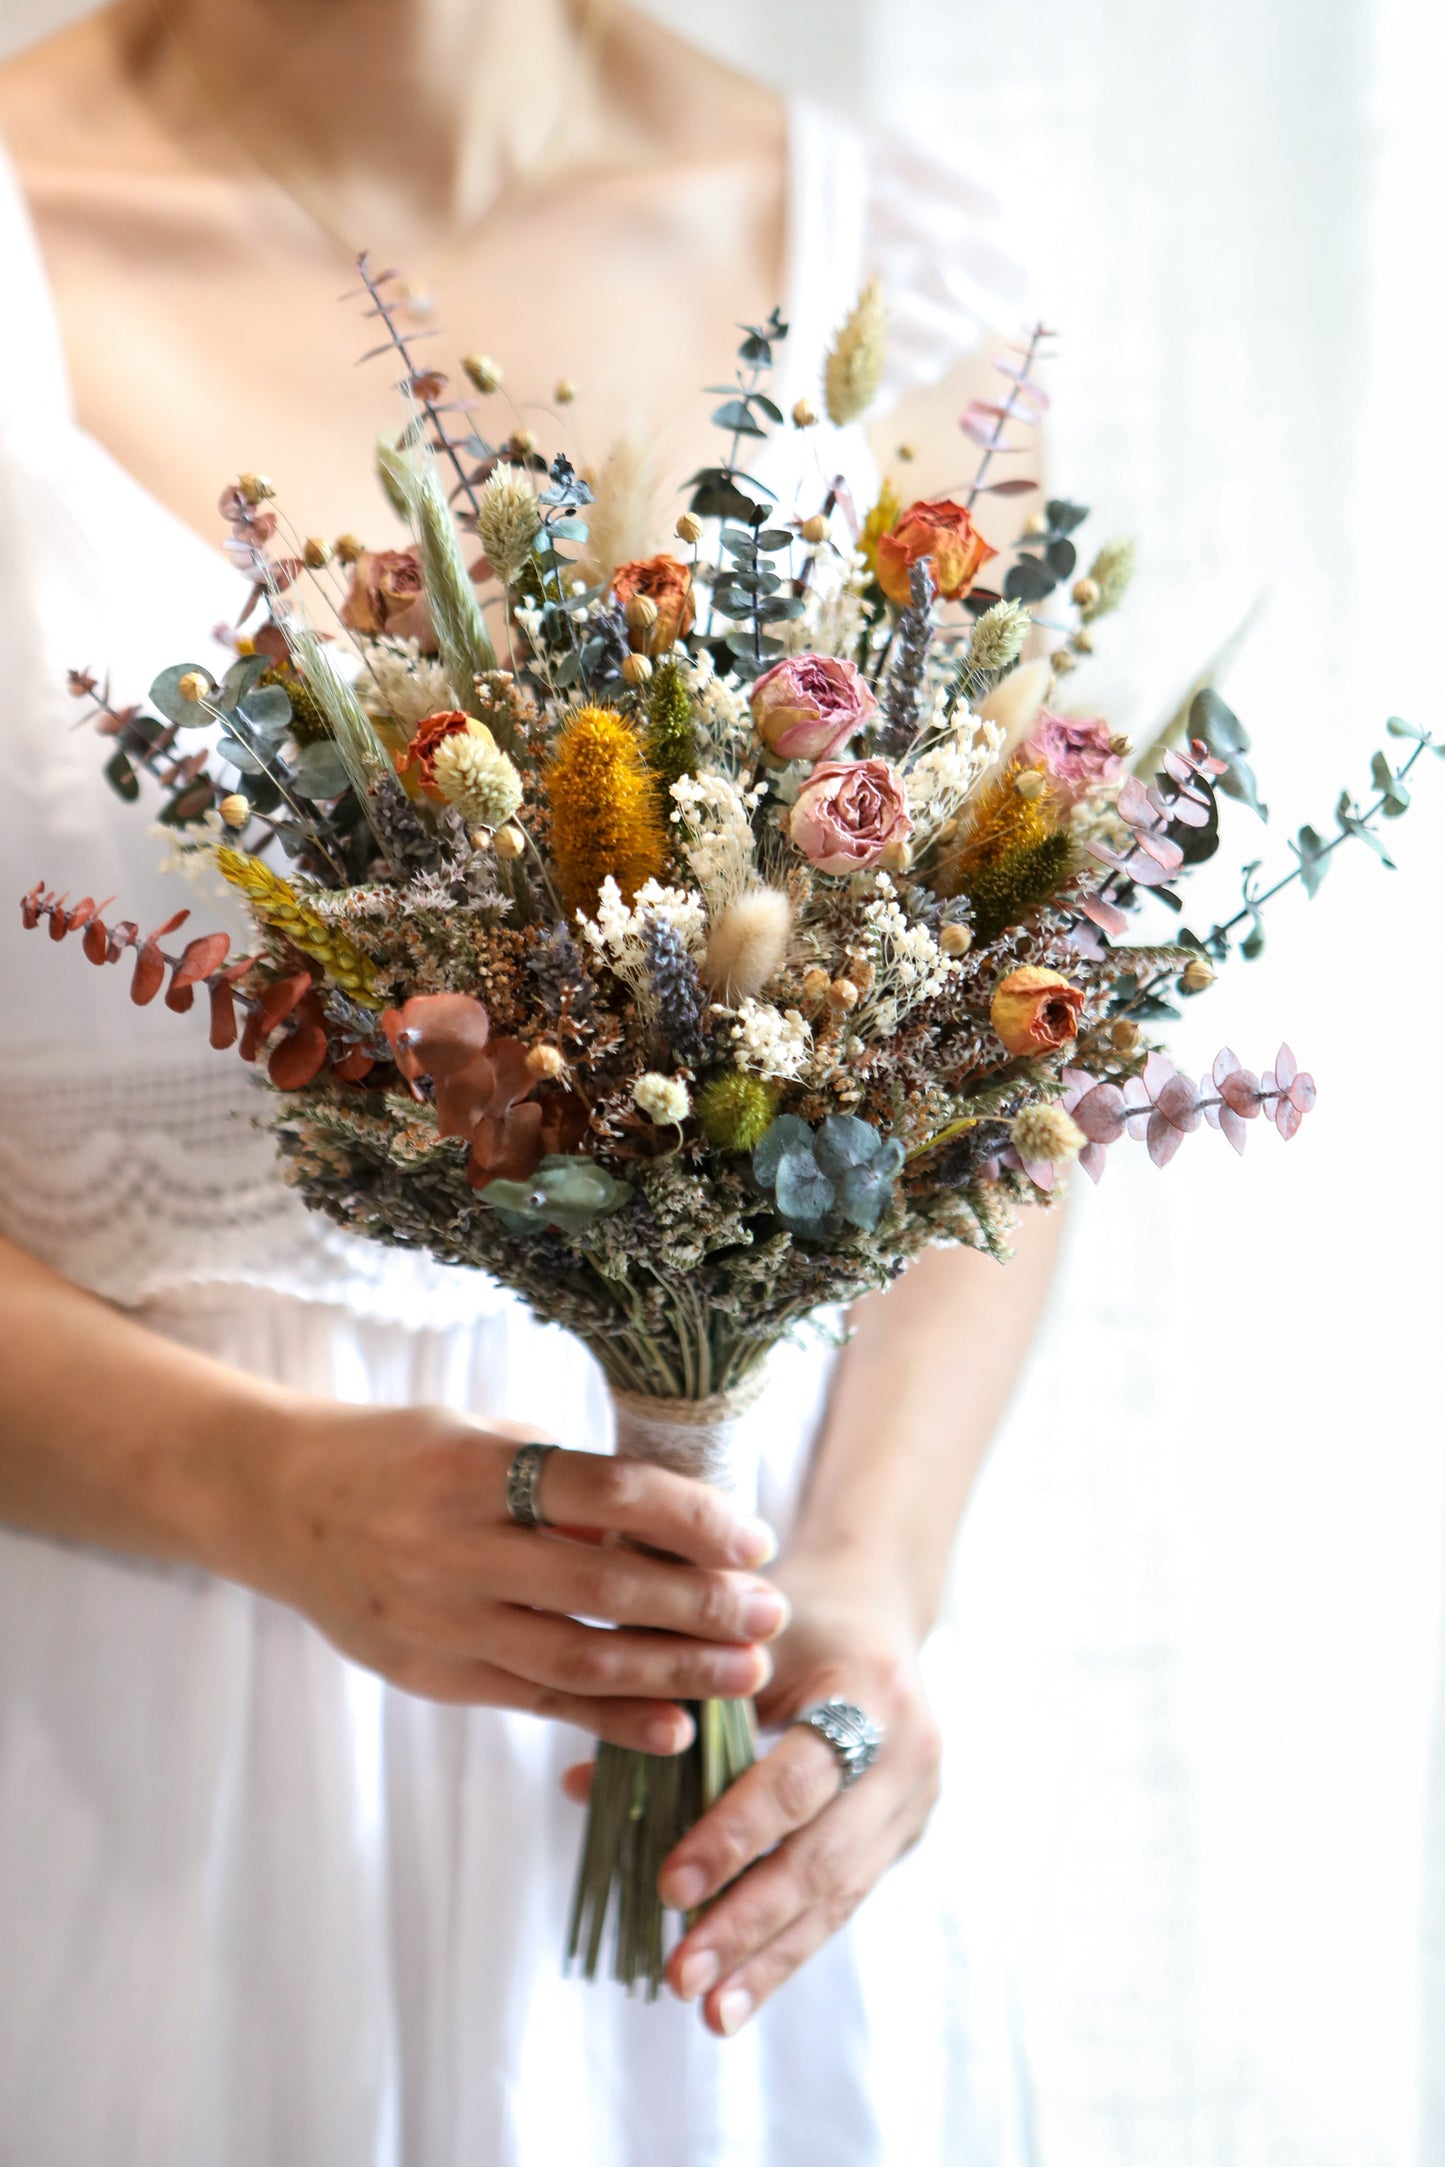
[696,1072,781,1153]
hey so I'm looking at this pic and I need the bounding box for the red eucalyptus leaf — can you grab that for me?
[467,1103,545,1187]
[130,938,166,1005]
[1146,1109,1187,1167]
[539,1093,588,1157]
[268,1025,329,1090]
[82,917,110,964]
[256,972,314,1034]
[46,893,71,940]
[165,979,196,1014]
[65,897,99,931]
[20,884,43,930]
[331,1047,375,1084]
[382,992,491,1082]
[171,931,232,990]
[208,980,238,1050]
[147,909,191,943]
[478,1038,537,1117]
[410,369,449,401]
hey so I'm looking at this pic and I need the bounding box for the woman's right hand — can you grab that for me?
[229,1399,789,1753]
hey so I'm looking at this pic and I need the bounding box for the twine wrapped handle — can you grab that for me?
[609,1375,767,1497]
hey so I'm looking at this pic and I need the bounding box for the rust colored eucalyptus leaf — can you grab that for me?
[467,1103,545,1187]
[268,1024,329,1090]
[82,916,110,964]
[382,993,491,1082]
[130,938,166,1006]
[171,931,232,989]
[208,979,238,1051]
[331,1046,375,1084]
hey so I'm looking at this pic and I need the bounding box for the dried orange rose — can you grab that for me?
[609,554,696,650]
[990,966,1086,1056]
[876,498,996,608]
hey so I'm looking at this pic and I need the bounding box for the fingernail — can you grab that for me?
[675,1948,721,2001]
[717,1987,752,2035]
[730,1516,779,1568]
[646,1712,694,1755]
[660,1863,707,1910]
[742,1587,790,1639]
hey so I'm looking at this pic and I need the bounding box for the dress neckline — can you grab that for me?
[0,94,869,583]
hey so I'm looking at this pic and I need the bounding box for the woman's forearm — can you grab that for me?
[0,1234,287,1573]
[785,1207,1067,1638]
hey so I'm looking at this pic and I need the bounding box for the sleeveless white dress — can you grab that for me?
[0,102,1034,2167]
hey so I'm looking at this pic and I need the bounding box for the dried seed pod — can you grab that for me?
[800,966,831,1009]
[623,595,659,632]
[463,354,504,393]
[880,837,913,873]
[799,513,829,544]
[526,1044,567,1080]
[218,793,251,829]
[675,511,705,545]
[1181,957,1216,993]
[553,378,578,405]
[303,536,332,568]
[238,473,274,505]
[792,398,819,428]
[621,653,653,686]
[334,532,364,564]
[1013,769,1047,801]
[939,922,973,957]
[826,978,859,1012]
[178,671,211,705]
[1111,1018,1141,1051]
[508,428,538,458]
[896,441,917,463]
[493,824,526,860]
[1072,576,1101,610]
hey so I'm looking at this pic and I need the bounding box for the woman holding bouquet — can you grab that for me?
[0,1,1059,2158]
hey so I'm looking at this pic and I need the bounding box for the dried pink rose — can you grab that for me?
[751,654,876,761]
[341,547,436,649]
[789,758,913,874]
[1019,710,1123,802]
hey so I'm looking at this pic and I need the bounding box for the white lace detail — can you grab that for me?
[0,1049,506,1327]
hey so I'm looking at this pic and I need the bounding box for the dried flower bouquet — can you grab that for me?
[22,268,1436,1995]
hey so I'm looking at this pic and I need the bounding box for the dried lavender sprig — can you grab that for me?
[875,559,936,759]
[368,772,447,877]
[528,920,596,1018]
[641,911,706,1063]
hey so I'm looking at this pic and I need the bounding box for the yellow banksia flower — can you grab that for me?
[859,478,902,580]
[215,847,382,1007]
[544,706,668,915]
[824,277,887,426]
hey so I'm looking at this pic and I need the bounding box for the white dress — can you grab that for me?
[0,102,1034,2167]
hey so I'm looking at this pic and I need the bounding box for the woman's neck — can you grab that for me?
[114,0,606,248]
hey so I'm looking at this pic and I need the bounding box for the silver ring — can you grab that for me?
[505,1441,556,1530]
[792,1697,884,1788]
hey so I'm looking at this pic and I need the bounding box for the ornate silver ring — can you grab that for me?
[792,1697,884,1788]
[505,1441,556,1530]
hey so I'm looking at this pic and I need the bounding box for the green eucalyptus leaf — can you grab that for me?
[149,663,216,726]
[289,743,351,799]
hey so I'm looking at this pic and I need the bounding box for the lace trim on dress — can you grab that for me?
[0,1051,505,1327]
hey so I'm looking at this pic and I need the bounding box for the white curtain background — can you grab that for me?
[3,3,1442,2162]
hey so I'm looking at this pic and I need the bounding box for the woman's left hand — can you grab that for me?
[565,1560,942,2036]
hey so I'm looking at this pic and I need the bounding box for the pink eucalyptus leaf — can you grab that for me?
[1218,1105,1249,1156]
[1080,891,1130,937]
[1020,1157,1055,1193]
[1142,1050,1177,1095]
[1069,922,1107,961]
[1117,776,1155,827]
[1156,1073,1202,1129]
[1275,1044,1298,1089]
[1275,1097,1305,1141]
[1160,749,1197,786]
[1203,1098,1222,1129]
[1147,1109,1187,1167]
[1135,829,1186,874]
[1079,1140,1108,1183]
[1168,792,1212,828]
[1219,1069,1264,1117]
[1073,1081,1128,1143]
[1084,838,1130,873]
[1261,1070,1277,1097]
[1212,1046,1241,1086]
[1127,851,1178,889]
[1289,1072,1317,1113]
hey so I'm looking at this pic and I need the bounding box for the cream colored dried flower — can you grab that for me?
[429,721,524,829]
[964,598,1032,680]
[476,468,541,584]
[577,429,662,585]
[823,277,887,426]
[634,1072,691,1126]
[702,886,792,1003]
[1012,1104,1085,1166]
[1079,538,1136,623]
